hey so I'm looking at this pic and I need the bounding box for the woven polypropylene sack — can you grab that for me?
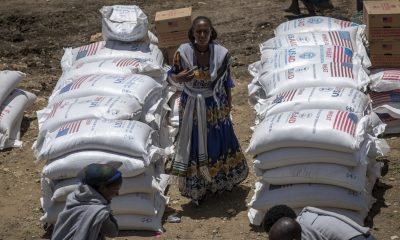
[0,70,25,106]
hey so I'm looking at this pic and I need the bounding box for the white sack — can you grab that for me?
[58,58,166,87]
[51,166,160,202]
[259,46,368,75]
[255,87,369,122]
[42,150,147,180]
[253,147,368,170]
[61,40,163,71]
[249,181,373,212]
[369,69,400,92]
[248,63,370,98]
[0,89,36,150]
[247,109,369,155]
[370,90,400,118]
[33,119,156,161]
[111,193,156,216]
[100,5,148,42]
[260,163,368,192]
[275,17,360,36]
[261,28,367,58]
[115,193,168,231]
[377,113,400,134]
[0,70,25,105]
[168,91,181,127]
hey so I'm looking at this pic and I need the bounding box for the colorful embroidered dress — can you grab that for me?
[169,42,248,201]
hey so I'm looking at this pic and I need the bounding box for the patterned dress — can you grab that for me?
[170,43,248,201]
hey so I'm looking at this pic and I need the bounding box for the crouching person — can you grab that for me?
[51,163,122,240]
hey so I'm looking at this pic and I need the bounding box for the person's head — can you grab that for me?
[188,16,217,46]
[81,163,123,202]
[263,205,297,233]
[269,217,302,240]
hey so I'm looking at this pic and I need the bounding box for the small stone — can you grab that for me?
[212,229,218,234]
[389,178,396,181]
[390,236,399,240]
[227,208,237,215]
[222,217,228,221]
[394,210,398,213]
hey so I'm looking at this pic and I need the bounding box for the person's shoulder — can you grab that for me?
[178,43,193,52]
[212,42,228,53]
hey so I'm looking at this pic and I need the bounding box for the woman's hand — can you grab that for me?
[174,68,195,83]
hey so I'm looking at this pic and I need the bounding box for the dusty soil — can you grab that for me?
[0,0,399,239]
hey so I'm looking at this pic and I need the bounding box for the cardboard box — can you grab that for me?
[158,30,188,48]
[367,27,400,41]
[364,1,400,28]
[370,54,400,67]
[155,7,192,34]
[370,41,400,53]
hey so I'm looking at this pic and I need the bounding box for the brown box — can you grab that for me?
[370,54,400,67]
[158,30,188,48]
[367,28,400,41]
[155,7,192,34]
[370,41,400,53]
[364,1,400,28]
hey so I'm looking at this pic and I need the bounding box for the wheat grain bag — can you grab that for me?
[274,16,360,36]
[100,5,148,42]
[0,89,36,150]
[255,87,370,121]
[369,69,400,92]
[259,46,368,75]
[51,166,160,202]
[58,58,166,86]
[260,162,367,192]
[247,109,370,155]
[377,113,400,134]
[61,40,163,71]
[369,90,400,118]
[42,150,147,180]
[248,63,370,99]
[261,28,367,57]
[0,70,25,106]
[111,193,157,216]
[249,182,373,212]
[115,193,168,231]
[37,96,142,135]
[33,119,156,161]
[253,147,370,170]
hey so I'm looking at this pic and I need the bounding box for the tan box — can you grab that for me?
[364,1,400,28]
[370,54,400,67]
[370,41,400,54]
[158,30,188,48]
[155,7,192,34]
[367,27,400,41]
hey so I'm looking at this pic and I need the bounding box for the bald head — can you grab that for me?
[269,217,302,240]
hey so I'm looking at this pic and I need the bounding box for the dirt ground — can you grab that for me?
[0,0,399,239]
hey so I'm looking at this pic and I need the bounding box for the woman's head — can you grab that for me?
[81,163,123,202]
[188,16,217,46]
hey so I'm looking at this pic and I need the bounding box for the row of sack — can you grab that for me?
[0,71,36,150]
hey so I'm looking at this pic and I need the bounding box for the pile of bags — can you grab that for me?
[369,69,400,134]
[246,16,389,226]
[0,70,36,150]
[33,5,174,232]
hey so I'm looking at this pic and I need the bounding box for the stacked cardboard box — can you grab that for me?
[364,0,400,67]
[155,7,192,64]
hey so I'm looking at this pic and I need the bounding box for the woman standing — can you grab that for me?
[169,16,248,204]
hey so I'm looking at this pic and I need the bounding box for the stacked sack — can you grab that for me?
[0,71,36,150]
[246,16,389,226]
[369,69,400,134]
[33,5,172,232]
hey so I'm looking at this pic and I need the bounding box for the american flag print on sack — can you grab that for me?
[383,70,400,81]
[329,31,353,49]
[76,42,103,60]
[46,101,63,120]
[59,75,94,94]
[370,90,400,107]
[272,89,297,104]
[114,58,141,67]
[332,111,358,136]
[330,63,354,78]
[333,46,353,63]
[56,121,82,138]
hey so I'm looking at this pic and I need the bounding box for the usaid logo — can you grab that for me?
[299,52,316,59]
[307,18,323,24]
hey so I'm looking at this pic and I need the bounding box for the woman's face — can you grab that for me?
[193,20,211,46]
